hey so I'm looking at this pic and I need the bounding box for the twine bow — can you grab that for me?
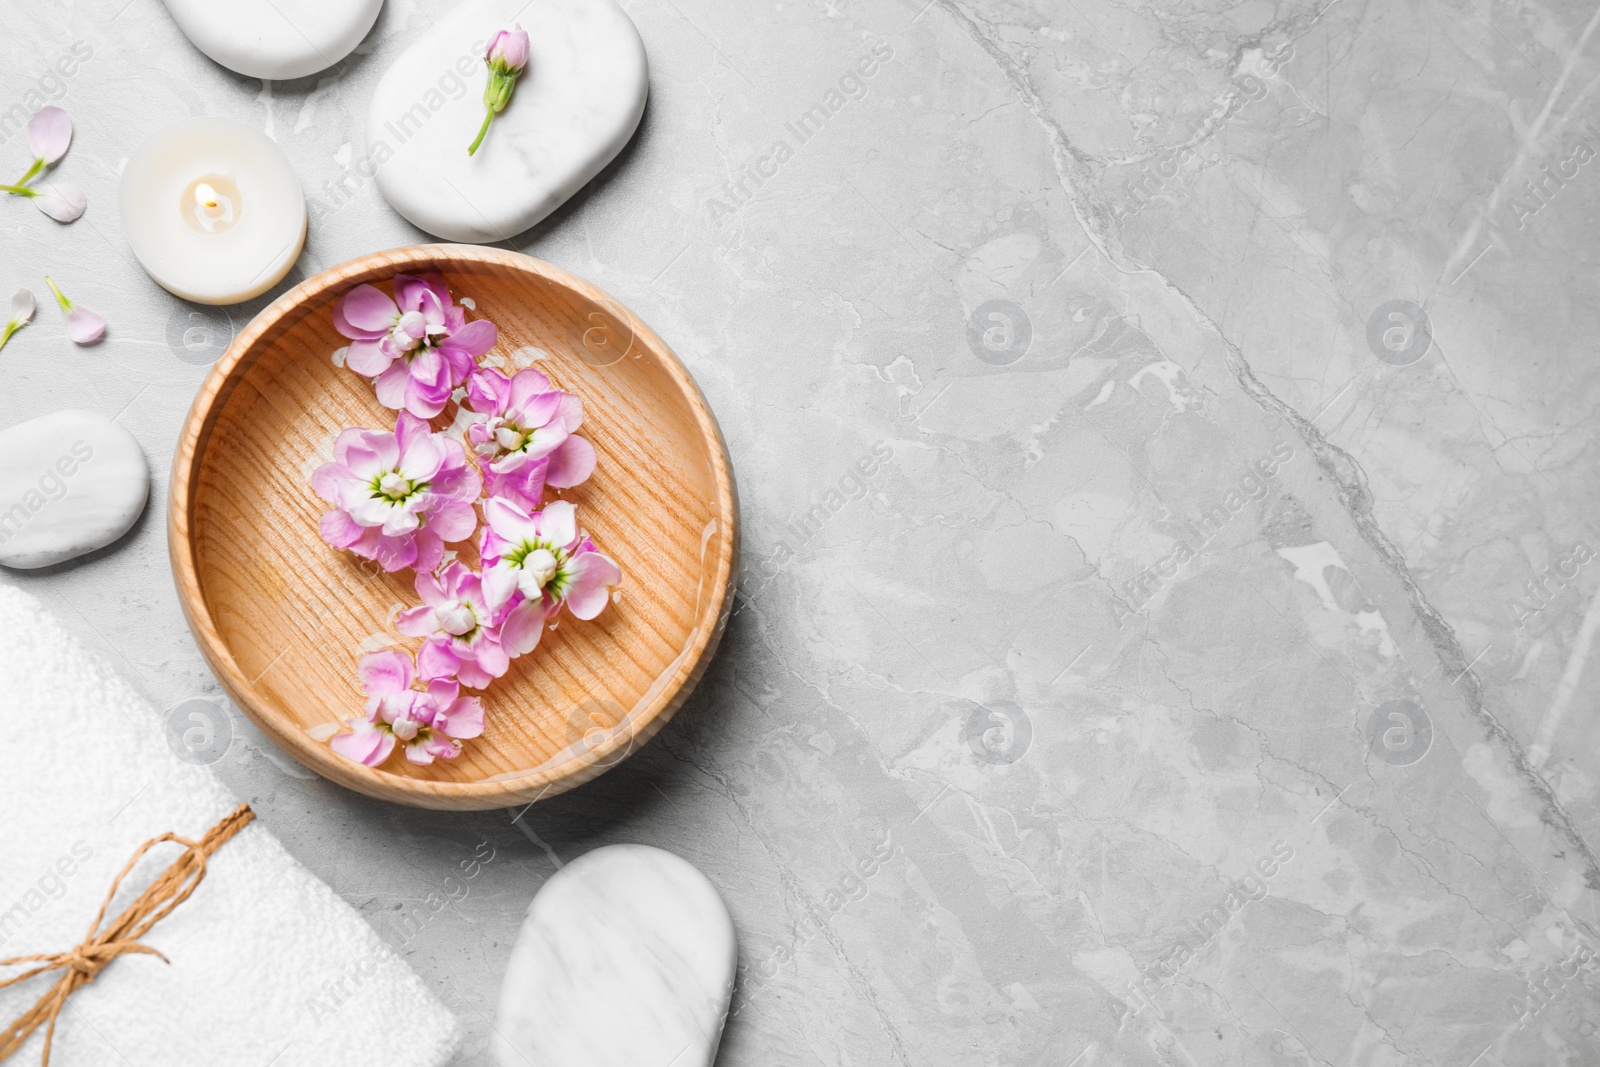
[0,804,255,1066]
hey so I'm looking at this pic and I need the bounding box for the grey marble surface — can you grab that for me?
[4,0,1600,1064]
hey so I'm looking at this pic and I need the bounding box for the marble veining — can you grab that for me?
[493,844,735,1067]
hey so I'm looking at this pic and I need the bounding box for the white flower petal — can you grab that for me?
[31,182,85,223]
[9,289,34,328]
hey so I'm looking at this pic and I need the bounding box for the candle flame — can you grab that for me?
[195,182,220,210]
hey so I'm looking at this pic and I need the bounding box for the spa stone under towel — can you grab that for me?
[0,583,462,1066]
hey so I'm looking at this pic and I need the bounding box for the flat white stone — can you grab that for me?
[367,0,647,243]
[159,0,381,80]
[494,844,736,1067]
[0,410,149,570]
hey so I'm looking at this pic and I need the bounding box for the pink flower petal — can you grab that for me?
[545,435,596,489]
[507,369,554,411]
[420,735,463,761]
[443,318,498,357]
[393,410,426,453]
[358,649,413,695]
[344,338,393,377]
[343,439,398,481]
[538,500,578,548]
[518,392,565,429]
[395,605,438,638]
[396,418,446,482]
[412,531,444,573]
[417,639,461,682]
[431,459,482,503]
[319,508,368,549]
[331,719,394,766]
[378,501,423,537]
[438,696,485,739]
[483,564,521,611]
[453,660,495,689]
[27,106,72,164]
[410,344,445,386]
[563,550,621,620]
[425,678,461,705]
[66,307,105,344]
[486,462,547,512]
[331,427,371,469]
[394,273,451,316]
[473,640,510,679]
[373,364,412,411]
[425,501,479,544]
[500,597,547,656]
[373,532,420,572]
[518,424,570,465]
[404,378,450,419]
[310,463,346,505]
[437,345,478,387]
[556,393,585,432]
[337,284,399,333]
[486,496,540,543]
[342,526,384,560]
[466,367,511,414]
[413,570,449,608]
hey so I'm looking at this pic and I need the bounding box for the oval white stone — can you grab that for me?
[493,844,736,1067]
[0,411,149,570]
[158,0,382,80]
[367,0,648,243]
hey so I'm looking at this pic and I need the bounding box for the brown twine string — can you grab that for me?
[0,803,255,1067]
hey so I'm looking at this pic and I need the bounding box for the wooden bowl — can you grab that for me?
[169,247,738,810]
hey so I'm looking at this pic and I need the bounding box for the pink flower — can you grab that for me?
[333,274,498,418]
[312,411,481,572]
[330,649,485,766]
[470,25,531,155]
[480,498,621,641]
[465,366,595,508]
[487,26,530,71]
[397,560,546,688]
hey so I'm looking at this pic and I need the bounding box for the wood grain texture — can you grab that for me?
[168,246,739,810]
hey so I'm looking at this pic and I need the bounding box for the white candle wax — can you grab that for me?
[119,118,306,306]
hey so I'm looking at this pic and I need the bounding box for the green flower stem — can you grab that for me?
[0,183,37,198]
[14,158,44,187]
[0,319,25,353]
[45,276,72,312]
[468,110,494,157]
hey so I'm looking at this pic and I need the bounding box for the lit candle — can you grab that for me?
[119,118,306,306]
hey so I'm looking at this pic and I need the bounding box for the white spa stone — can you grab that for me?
[158,0,382,80]
[366,0,647,243]
[0,410,149,570]
[493,844,736,1067]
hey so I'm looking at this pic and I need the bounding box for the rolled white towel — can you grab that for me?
[0,582,462,1067]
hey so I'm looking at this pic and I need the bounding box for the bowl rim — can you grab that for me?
[167,245,739,809]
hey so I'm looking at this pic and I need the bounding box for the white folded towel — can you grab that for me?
[0,583,462,1067]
